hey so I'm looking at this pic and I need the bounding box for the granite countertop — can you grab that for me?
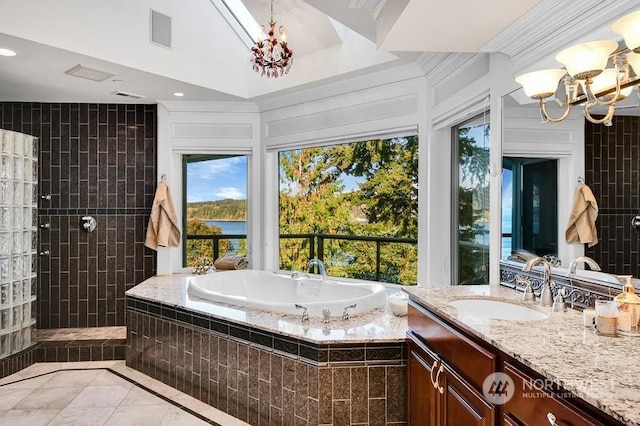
[403,284,640,426]
[126,274,407,345]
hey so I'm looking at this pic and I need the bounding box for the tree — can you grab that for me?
[185,219,230,266]
[456,126,491,283]
[278,137,419,284]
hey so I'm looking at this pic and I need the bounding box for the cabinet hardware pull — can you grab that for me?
[435,364,445,394]
[547,413,558,426]
[429,360,438,388]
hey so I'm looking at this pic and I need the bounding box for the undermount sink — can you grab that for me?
[448,298,549,321]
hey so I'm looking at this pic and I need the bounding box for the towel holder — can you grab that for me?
[577,176,585,184]
[160,174,167,182]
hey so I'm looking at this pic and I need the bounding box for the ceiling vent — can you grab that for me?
[65,64,115,82]
[150,9,172,48]
[111,91,146,100]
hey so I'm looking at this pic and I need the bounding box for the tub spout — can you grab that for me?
[308,259,328,281]
[295,304,309,322]
[342,304,356,321]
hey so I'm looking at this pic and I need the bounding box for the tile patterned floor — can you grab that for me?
[0,361,249,426]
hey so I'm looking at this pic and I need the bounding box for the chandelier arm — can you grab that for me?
[584,104,616,124]
[539,98,572,123]
[584,57,622,106]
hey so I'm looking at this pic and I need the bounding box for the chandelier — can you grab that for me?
[250,0,293,78]
[515,10,640,125]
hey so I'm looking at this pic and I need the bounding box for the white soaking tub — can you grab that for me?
[187,270,387,317]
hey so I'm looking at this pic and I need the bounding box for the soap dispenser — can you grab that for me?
[615,276,640,336]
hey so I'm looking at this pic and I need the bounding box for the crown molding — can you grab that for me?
[417,52,483,87]
[483,0,640,70]
[347,0,387,19]
[158,100,259,113]
[254,62,425,112]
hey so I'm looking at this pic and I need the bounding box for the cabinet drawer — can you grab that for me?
[503,361,619,426]
[408,301,496,392]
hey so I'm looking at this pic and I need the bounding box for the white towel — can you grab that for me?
[145,182,181,250]
[565,184,599,247]
[213,253,248,270]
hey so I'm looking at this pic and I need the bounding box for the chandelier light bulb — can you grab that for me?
[555,40,618,80]
[515,69,566,99]
[613,10,640,53]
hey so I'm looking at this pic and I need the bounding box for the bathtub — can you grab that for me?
[187,270,387,317]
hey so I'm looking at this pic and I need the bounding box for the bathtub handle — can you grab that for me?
[322,308,331,323]
[341,304,357,321]
[295,304,309,322]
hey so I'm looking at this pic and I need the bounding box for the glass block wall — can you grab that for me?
[0,130,37,358]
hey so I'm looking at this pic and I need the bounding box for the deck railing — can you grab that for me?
[185,232,417,283]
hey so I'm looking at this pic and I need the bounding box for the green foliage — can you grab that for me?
[185,218,231,267]
[456,125,491,283]
[187,199,246,220]
[278,137,418,285]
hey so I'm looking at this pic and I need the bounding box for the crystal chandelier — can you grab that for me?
[250,0,293,78]
[515,10,640,125]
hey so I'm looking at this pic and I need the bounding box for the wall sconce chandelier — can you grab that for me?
[515,10,640,125]
[250,0,293,78]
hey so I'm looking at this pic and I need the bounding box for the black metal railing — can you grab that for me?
[185,232,417,282]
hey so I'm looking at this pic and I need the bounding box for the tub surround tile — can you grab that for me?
[404,284,640,426]
[126,274,408,425]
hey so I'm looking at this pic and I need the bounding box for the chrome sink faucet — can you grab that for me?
[308,259,328,281]
[522,256,554,307]
[568,256,601,275]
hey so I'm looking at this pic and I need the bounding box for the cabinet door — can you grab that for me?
[503,361,620,426]
[441,363,495,426]
[407,339,439,426]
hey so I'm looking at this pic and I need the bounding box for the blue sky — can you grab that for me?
[186,156,247,202]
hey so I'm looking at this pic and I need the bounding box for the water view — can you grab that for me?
[204,220,246,250]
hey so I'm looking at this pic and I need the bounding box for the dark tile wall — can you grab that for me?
[585,115,640,277]
[0,103,157,328]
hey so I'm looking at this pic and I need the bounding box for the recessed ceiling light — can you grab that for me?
[0,48,16,57]
[174,92,184,97]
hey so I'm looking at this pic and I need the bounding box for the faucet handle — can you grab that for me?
[295,304,309,322]
[322,308,331,324]
[341,304,356,321]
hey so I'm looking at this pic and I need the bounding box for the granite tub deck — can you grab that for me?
[404,285,640,426]
[125,274,408,425]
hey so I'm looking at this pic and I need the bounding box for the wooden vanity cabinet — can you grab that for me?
[502,361,621,426]
[407,300,624,426]
[407,301,496,425]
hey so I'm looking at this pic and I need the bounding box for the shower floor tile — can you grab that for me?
[0,361,249,426]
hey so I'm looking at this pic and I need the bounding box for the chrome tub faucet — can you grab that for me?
[308,259,328,281]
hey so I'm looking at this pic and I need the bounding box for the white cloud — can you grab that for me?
[212,187,245,199]
[187,156,245,180]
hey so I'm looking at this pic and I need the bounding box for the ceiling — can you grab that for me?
[0,0,637,105]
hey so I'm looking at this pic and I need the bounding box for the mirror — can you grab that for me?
[501,87,640,278]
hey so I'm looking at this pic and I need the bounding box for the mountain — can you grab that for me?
[186,199,246,220]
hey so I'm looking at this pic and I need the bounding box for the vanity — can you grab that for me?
[404,284,637,425]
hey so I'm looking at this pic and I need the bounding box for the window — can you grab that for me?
[502,158,557,259]
[183,155,248,267]
[453,114,490,284]
[278,136,418,284]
